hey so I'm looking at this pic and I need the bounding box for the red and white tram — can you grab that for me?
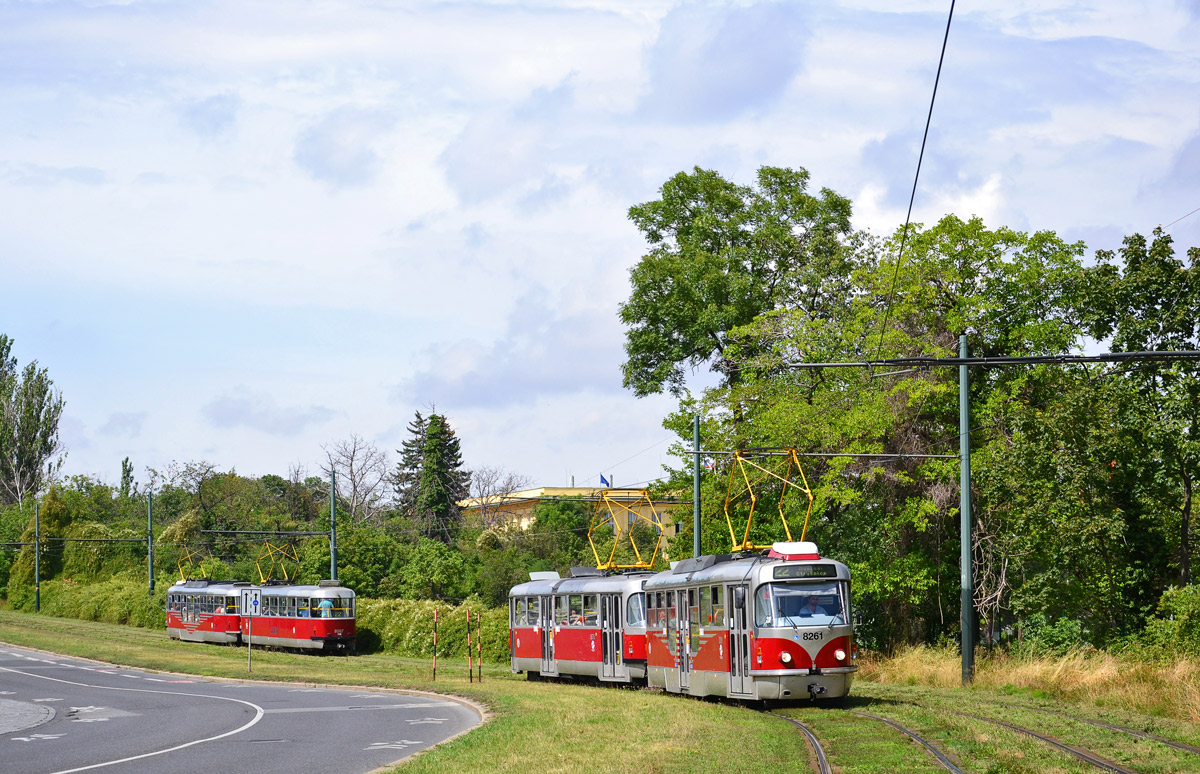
[509,568,651,683]
[166,579,357,653]
[508,542,855,701]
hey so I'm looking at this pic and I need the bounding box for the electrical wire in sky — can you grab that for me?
[874,0,956,359]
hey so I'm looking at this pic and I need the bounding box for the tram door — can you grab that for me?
[676,588,691,690]
[727,584,750,695]
[539,596,556,675]
[600,594,622,680]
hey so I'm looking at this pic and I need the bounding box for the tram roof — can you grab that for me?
[643,553,851,589]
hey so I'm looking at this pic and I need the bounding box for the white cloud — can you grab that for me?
[202,389,336,437]
[1,0,1197,489]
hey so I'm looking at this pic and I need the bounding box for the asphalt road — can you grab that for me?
[0,645,481,774]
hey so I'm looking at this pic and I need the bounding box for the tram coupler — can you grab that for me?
[807,683,828,700]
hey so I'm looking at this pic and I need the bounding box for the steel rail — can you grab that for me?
[943,708,1138,773]
[767,712,831,774]
[971,700,1200,757]
[849,710,963,773]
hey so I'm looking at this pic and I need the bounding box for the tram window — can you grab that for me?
[514,598,525,627]
[754,581,847,627]
[713,587,725,627]
[666,592,677,629]
[527,597,539,626]
[555,596,568,626]
[626,593,646,628]
[582,594,598,625]
[567,595,583,625]
[689,589,700,646]
[286,598,295,617]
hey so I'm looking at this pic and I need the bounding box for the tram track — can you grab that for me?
[847,709,964,773]
[907,703,1140,774]
[768,712,831,774]
[971,698,1200,757]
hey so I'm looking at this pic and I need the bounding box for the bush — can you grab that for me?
[1016,614,1088,656]
[1140,585,1200,657]
[14,575,166,628]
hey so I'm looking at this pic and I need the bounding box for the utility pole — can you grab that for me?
[147,491,155,596]
[959,334,974,685]
[329,470,338,581]
[34,500,40,613]
[693,415,702,558]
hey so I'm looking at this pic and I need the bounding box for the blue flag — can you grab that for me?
[600,474,610,487]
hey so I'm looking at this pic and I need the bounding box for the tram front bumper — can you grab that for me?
[751,666,856,700]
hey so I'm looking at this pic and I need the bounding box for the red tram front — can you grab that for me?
[644,541,855,701]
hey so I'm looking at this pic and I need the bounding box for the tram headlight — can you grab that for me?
[779,651,793,665]
[834,648,846,662]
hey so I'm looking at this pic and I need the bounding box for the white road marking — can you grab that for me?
[365,740,421,751]
[34,698,62,702]
[0,664,265,774]
[69,707,103,713]
[11,733,65,742]
[406,717,446,725]
[71,718,110,723]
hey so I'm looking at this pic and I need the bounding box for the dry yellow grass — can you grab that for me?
[860,645,1200,722]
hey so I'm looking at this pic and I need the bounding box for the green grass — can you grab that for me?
[6,610,1200,773]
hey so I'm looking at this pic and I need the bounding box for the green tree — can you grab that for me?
[620,166,855,400]
[411,414,470,544]
[392,410,429,518]
[1080,228,1200,586]
[0,335,66,507]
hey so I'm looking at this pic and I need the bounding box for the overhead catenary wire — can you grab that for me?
[874,0,957,359]
[1164,204,1200,231]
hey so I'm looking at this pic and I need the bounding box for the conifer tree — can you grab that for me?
[415,414,470,543]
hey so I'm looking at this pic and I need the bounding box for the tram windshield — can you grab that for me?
[755,582,848,628]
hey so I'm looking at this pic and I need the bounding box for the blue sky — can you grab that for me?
[2,0,1198,493]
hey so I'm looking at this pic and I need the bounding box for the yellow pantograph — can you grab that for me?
[256,542,299,583]
[588,489,666,570]
[723,449,814,552]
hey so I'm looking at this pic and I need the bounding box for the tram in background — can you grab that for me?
[166,578,357,653]
[508,542,855,701]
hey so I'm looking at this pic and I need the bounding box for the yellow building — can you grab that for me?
[460,486,689,537]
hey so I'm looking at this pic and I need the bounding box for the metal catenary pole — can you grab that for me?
[693,415,702,559]
[959,334,974,685]
[34,500,40,613]
[433,609,438,681]
[467,607,473,683]
[477,613,482,683]
[147,490,154,596]
[329,470,338,581]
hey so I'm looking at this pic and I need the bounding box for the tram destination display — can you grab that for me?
[773,564,838,579]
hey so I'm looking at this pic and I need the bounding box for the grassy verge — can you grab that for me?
[860,645,1200,723]
[0,609,806,774]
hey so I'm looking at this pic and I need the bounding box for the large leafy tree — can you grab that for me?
[0,335,66,508]
[620,166,856,400]
[1080,228,1200,586]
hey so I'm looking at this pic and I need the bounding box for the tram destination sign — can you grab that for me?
[774,564,838,579]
